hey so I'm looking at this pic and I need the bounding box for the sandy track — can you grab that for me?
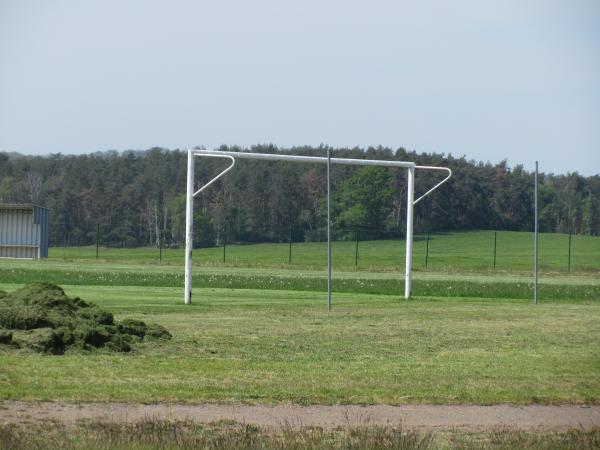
[1,401,599,431]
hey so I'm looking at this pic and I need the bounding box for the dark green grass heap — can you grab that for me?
[0,283,171,354]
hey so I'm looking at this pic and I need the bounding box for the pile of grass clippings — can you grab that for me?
[0,283,171,354]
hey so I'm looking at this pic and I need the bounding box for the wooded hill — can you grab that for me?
[1,145,598,247]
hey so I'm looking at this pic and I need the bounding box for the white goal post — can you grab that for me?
[184,149,452,305]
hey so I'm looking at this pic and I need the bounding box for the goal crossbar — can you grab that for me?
[184,149,452,305]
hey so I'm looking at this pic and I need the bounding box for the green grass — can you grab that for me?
[48,230,600,272]
[0,283,598,405]
[2,266,599,300]
[0,230,598,406]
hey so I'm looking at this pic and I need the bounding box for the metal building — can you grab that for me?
[0,204,49,259]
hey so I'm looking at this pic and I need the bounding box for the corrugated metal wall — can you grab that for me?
[0,245,37,259]
[0,206,48,259]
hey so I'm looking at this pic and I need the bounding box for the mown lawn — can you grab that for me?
[2,258,599,300]
[1,283,598,405]
[47,230,600,272]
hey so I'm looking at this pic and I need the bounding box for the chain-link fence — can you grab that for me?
[47,222,599,272]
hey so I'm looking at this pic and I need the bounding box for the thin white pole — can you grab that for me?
[534,161,538,305]
[405,167,415,299]
[327,149,332,311]
[184,149,195,305]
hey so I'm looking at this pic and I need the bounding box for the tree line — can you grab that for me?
[0,145,598,247]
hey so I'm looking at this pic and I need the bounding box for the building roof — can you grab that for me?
[0,203,48,210]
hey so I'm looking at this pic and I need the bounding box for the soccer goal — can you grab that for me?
[184,149,452,306]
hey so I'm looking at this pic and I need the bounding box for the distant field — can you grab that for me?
[48,230,600,273]
[2,229,599,301]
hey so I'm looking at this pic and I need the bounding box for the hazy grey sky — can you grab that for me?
[1,0,599,175]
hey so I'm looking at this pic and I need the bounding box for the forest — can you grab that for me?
[0,145,598,247]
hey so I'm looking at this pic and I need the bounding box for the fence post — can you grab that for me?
[425,231,430,269]
[96,223,99,259]
[568,230,572,272]
[223,225,227,263]
[159,231,163,262]
[288,226,292,264]
[355,230,359,267]
[493,231,497,270]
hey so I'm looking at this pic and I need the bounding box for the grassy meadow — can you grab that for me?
[0,284,599,404]
[0,230,598,406]
[47,230,600,272]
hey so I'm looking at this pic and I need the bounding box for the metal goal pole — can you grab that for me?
[534,161,539,305]
[184,149,195,305]
[404,166,415,299]
[327,149,332,311]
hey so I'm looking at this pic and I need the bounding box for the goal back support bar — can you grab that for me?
[184,149,451,305]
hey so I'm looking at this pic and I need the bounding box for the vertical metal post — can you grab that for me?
[404,167,415,299]
[568,230,572,272]
[184,149,194,305]
[327,149,332,311]
[288,226,292,264]
[493,231,497,270]
[96,223,99,259]
[355,230,359,267]
[223,225,226,263]
[534,161,539,305]
[425,231,430,269]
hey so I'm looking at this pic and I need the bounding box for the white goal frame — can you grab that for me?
[184,149,451,305]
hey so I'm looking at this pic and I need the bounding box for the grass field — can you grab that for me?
[0,283,599,404]
[1,230,599,408]
[48,230,600,272]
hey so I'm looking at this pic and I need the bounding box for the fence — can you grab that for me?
[47,226,600,273]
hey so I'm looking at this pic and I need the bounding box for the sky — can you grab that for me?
[0,0,599,175]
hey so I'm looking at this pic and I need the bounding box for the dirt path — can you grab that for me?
[1,401,599,431]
